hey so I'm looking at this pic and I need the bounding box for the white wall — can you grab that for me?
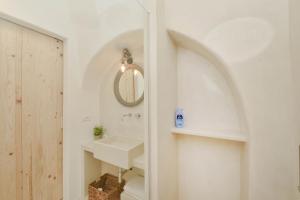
[0,0,72,37]
[176,47,243,200]
[165,0,299,200]
[290,0,300,198]
[0,1,147,200]
[177,48,241,132]
[177,136,242,200]
[1,1,299,200]
[155,0,179,199]
[69,0,144,74]
[99,52,144,140]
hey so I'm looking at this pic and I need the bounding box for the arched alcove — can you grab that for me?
[166,29,249,200]
[82,29,143,91]
[168,29,248,137]
[81,29,144,141]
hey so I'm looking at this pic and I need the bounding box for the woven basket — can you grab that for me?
[88,173,125,200]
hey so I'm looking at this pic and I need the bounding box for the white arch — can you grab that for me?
[82,29,143,91]
[168,29,249,134]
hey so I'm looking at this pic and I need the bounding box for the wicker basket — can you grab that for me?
[88,173,125,200]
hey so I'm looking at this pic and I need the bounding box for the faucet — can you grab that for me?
[135,113,142,119]
[122,113,132,118]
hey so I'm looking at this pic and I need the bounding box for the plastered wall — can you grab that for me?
[165,0,299,199]
[156,0,179,199]
[99,52,144,140]
[176,47,243,200]
[290,0,300,198]
[1,0,299,200]
[0,1,146,200]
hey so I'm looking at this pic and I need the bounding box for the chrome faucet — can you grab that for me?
[135,113,142,119]
[122,113,132,118]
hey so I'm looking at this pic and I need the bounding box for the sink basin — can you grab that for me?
[93,136,144,169]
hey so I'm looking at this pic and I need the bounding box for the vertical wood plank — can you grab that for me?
[57,40,64,200]
[0,18,22,200]
[15,20,24,200]
[21,27,63,200]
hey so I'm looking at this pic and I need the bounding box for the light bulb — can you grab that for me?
[121,64,126,72]
[134,69,138,76]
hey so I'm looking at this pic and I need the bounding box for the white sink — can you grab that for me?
[93,136,144,169]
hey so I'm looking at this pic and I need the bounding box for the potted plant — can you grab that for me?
[93,125,105,140]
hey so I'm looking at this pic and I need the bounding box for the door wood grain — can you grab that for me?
[0,18,63,200]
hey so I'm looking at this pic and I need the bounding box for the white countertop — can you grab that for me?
[81,140,145,170]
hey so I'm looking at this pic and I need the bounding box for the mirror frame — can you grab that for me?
[114,64,144,107]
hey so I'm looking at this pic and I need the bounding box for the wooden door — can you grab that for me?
[0,18,63,200]
[0,17,23,200]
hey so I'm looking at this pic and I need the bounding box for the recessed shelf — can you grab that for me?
[171,128,248,142]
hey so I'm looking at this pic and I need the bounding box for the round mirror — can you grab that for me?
[114,64,144,107]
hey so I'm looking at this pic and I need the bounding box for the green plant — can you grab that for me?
[93,125,105,137]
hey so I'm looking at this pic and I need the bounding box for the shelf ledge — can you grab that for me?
[171,128,248,142]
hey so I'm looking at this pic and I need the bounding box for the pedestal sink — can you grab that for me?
[93,136,144,169]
